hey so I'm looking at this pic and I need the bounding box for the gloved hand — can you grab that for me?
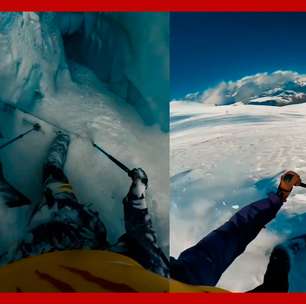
[277,171,301,202]
[128,168,148,201]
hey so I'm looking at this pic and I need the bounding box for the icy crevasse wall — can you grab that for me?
[0,13,70,107]
[0,12,169,257]
[0,12,169,131]
[61,12,169,131]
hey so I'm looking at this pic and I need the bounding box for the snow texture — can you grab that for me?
[171,99,306,291]
[0,12,169,260]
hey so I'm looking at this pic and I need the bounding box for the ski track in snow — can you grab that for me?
[170,102,306,291]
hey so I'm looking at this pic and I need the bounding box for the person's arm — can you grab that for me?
[213,192,283,259]
[218,169,303,245]
[174,171,301,286]
[123,168,157,245]
[123,168,169,277]
[174,194,283,285]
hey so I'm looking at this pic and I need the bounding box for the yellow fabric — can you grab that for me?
[47,182,73,195]
[60,183,73,193]
[0,250,229,293]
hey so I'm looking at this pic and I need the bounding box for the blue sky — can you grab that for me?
[171,13,306,99]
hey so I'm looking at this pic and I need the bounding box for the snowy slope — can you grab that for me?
[0,13,169,259]
[171,101,306,291]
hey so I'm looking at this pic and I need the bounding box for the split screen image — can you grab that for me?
[0,12,305,292]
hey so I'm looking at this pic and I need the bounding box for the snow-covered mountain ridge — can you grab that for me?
[177,71,306,107]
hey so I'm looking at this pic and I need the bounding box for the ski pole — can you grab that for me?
[0,123,41,150]
[0,100,131,175]
[92,142,131,175]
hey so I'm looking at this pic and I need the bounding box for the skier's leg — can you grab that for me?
[15,133,107,261]
[41,132,77,210]
[113,168,169,277]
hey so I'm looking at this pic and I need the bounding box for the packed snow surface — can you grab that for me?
[171,101,306,291]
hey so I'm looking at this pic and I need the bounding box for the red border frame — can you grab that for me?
[0,293,305,303]
[0,0,306,11]
[1,2,306,303]
[0,293,299,303]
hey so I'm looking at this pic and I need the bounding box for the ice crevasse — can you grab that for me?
[0,12,169,256]
[0,12,169,130]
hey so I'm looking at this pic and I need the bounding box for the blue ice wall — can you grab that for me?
[0,12,169,131]
[0,13,70,108]
[59,12,169,131]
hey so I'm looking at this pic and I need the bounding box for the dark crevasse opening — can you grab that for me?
[58,12,169,131]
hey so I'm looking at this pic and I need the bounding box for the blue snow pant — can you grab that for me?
[170,193,284,288]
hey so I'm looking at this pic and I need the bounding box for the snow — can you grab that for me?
[0,13,169,260]
[171,101,306,291]
[248,96,286,104]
